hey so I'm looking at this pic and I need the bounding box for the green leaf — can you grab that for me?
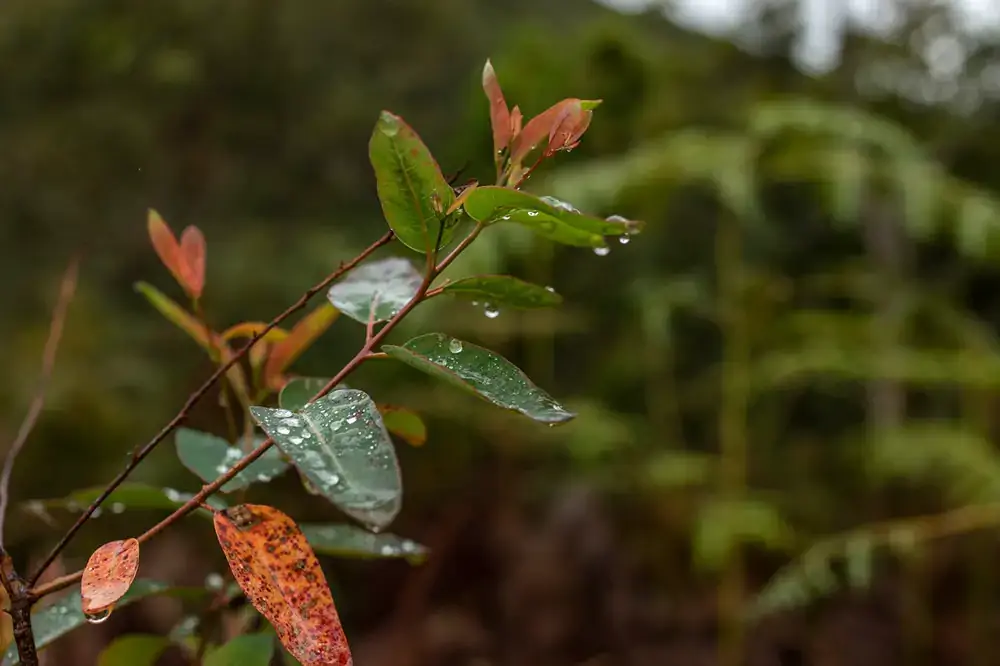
[379,406,427,447]
[2,581,188,666]
[462,186,642,247]
[327,257,422,325]
[278,377,337,412]
[301,523,428,563]
[383,333,575,424]
[97,634,170,666]
[438,276,562,309]
[369,110,456,253]
[204,633,274,666]
[175,428,289,493]
[693,498,793,572]
[134,281,216,355]
[250,389,402,531]
[22,483,226,520]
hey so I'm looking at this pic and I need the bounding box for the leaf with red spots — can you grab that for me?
[213,504,353,666]
[80,539,140,618]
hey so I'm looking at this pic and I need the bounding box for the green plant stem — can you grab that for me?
[27,231,395,589]
[716,213,748,666]
[30,224,484,602]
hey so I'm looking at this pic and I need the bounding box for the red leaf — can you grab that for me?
[264,302,339,387]
[544,102,594,157]
[213,504,352,666]
[482,59,512,156]
[509,98,600,166]
[80,539,140,618]
[179,225,206,300]
[147,210,184,289]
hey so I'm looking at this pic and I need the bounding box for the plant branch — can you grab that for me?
[27,232,394,587]
[30,223,484,602]
[0,257,79,548]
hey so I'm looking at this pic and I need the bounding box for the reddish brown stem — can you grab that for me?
[27,232,394,588]
[30,223,485,602]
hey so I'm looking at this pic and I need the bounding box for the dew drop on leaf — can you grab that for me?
[593,246,611,257]
[448,339,463,354]
[484,304,500,319]
[84,608,113,625]
[619,234,631,245]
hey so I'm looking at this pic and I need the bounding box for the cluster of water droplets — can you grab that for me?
[592,215,637,255]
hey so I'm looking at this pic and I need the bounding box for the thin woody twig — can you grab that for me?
[31,222,486,602]
[27,231,394,587]
[0,257,79,547]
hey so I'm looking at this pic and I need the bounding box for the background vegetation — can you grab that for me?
[5,0,1000,664]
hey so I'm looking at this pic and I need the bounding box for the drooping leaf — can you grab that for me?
[278,377,337,413]
[134,282,216,355]
[204,633,274,666]
[175,429,290,493]
[81,539,141,617]
[2,580,184,666]
[264,303,340,385]
[438,276,562,309]
[212,504,352,666]
[482,59,512,156]
[97,634,170,666]
[23,483,227,519]
[462,186,640,248]
[383,333,575,424]
[326,257,422,325]
[250,390,402,530]
[178,225,206,300]
[377,406,428,447]
[369,111,456,253]
[301,524,428,563]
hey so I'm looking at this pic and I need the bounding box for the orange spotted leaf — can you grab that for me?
[80,539,140,617]
[213,504,352,666]
[178,226,206,300]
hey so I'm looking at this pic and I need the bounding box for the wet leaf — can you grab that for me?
[464,186,642,241]
[97,634,170,666]
[439,276,562,309]
[178,225,206,300]
[378,406,427,447]
[134,282,216,354]
[175,428,290,493]
[24,483,227,518]
[250,390,402,530]
[301,523,428,563]
[265,303,340,383]
[327,257,422,325]
[212,504,352,666]
[509,98,601,166]
[204,633,274,666]
[2,580,182,666]
[369,111,456,253]
[81,539,141,617]
[383,333,575,424]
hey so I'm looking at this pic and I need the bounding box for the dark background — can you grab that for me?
[5,0,1000,664]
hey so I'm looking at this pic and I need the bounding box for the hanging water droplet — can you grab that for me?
[606,214,628,223]
[619,234,631,245]
[593,246,611,257]
[85,608,113,624]
[449,339,463,354]
[484,304,500,319]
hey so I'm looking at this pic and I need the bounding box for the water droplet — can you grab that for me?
[273,409,293,418]
[544,286,555,292]
[501,214,511,221]
[380,544,396,556]
[449,339,463,354]
[85,608,113,624]
[277,427,291,435]
[163,488,183,502]
[346,416,358,425]
[204,573,225,591]
[593,246,611,256]
[606,214,629,223]
[526,210,538,217]
[111,502,126,514]
[619,234,631,245]
[484,305,500,319]
[301,431,311,439]
[215,464,229,475]
[289,436,303,445]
